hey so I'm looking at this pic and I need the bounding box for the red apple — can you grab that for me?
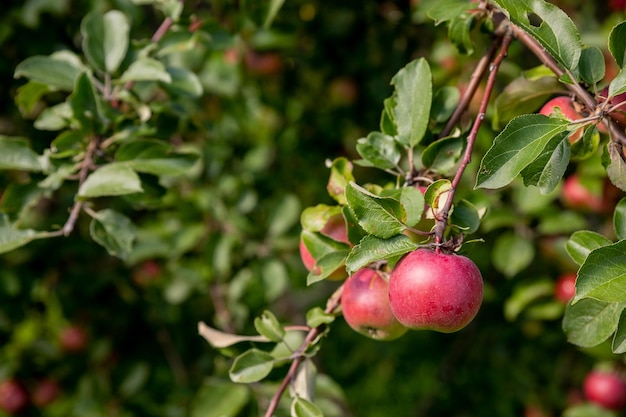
[32,378,60,408]
[132,259,162,287]
[0,379,28,414]
[583,369,626,410]
[561,174,604,212]
[244,50,283,76]
[59,325,88,353]
[299,213,350,280]
[388,249,483,333]
[554,272,577,303]
[539,96,584,142]
[341,268,408,341]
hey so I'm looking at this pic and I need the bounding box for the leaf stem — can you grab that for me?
[263,284,343,417]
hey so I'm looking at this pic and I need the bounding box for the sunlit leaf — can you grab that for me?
[345,183,406,238]
[566,230,612,266]
[229,349,275,383]
[562,298,624,348]
[254,310,285,343]
[78,163,143,198]
[81,10,130,73]
[0,136,43,171]
[345,234,418,275]
[573,240,626,304]
[14,55,82,91]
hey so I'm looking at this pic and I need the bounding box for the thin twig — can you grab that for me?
[433,29,514,249]
[263,285,343,417]
[152,17,173,43]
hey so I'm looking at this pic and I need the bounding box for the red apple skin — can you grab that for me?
[583,370,626,410]
[539,96,584,142]
[0,379,28,414]
[388,249,483,333]
[341,268,408,341]
[299,214,350,280]
[561,174,604,212]
[555,272,577,303]
[32,378,60,408]
[59,325,88,353]
[244,50,282,76]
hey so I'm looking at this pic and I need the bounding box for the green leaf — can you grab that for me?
[114,139,200,176]
[380,97,397,136]
[450,199,480,234]
[612,309,626,354]
[448,12,475,55]
[345,234,418,275]
[380,186,424,228]
[228,349,275,383]
[604,140,626,193]
[504,279,555,321]
[573,240,626,304]
[562,298,624,348]
[564,403,617,417]
[263,0,285,29]
[421,135,465,175]
[306,250,349,285]
[190,379,249,417]
[609,21,626,67]
[119,362,150,398]
[0,136,43,171]
[119,58,172,83]
[326,157,354,205]
[570,125,600,162]
[355,132,402,170]
[15,81,51,116]
[300,205,343,232]
[493,0,581,71]
[163,66,203,97]
[578,46,605,86]
[254,311,285,343]
[291,396,323,417]
[34,102,72,131]
[78,163,143,198]
[345,183,406,239]
[615,198,626,241]
[14,55,82,91]
[306,307,336,328]
[520,133,570,194]
[267,194,300,237]
[566,230,612,266]
[70,72,107,133]
[431,86,460,123]
[81,10,130,73]
[475,114,569,189]
[492,232,535,278]
[89,209,136,259]
[391,58,432,147]
[426,0,473,25]
[0,214,39,254]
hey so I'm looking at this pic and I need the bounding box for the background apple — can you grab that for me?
[554,272,577,303]
[59,325,88,353]
[341,268,407,341]
[561,174,604,212]
[0,379,28,414]
[583,369,626,410]
[299,213,351,280]
[31,378,60,408]
[388,249,483,333]
[539,96,585,142]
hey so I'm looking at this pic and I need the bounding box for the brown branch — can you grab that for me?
[263,285,343,417]
[433,29,514,248]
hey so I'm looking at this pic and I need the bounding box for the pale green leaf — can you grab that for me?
[562,298,624,348]
[573,240,626,304]
[78,163,143,198]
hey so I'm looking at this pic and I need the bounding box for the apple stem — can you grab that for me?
[263,284,343,417]
[433,28,513,248]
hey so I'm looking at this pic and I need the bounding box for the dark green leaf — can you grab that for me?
[355,132,402,170]
[431,86,460,123]
[493,0,581,71]
[448,13,475,55]
[562,298,624,348]
[566,230,612,266]
[254,310,285,343]
[520,132,570,194]
[229,349,275,383]
[0,136,43,171]
[612,309,626,354]
[190,378,249,417]
[81,10,130,73]
[345,183,406,238]
[615,198,626,241]
[163,66,203,97]
[475,114,569,189]
[609,21,626,67]
[391,58,432,147]
[604,142,626,192]
[14,55,82,91]
[345,234,418,275]
[426,0,473,25]
[608,67,626,98]
[492,232,535,278]
[78,163,143,198]
[450,199,480,234]
[578,46,605,85]
[422,135,465,174]
[89,209,136,259]
[70,72,107,133]
[573,240,626,304]
[0,214,39,254]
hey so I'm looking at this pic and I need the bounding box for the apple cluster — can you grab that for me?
[300,215,484,339]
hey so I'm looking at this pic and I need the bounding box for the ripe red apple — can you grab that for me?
[0,379,28,414]
[388,249,483,333]
[539,96,584,142]
[561,174,603,212]
[132,259,162,287]
[328,77,358,107]
[32,378,60,408]
[554,272,577,303]
[244,50,283,76]
[583,369,626,410]
[341,268,408,341]
[299,213,350,280]
[59,325,88,353]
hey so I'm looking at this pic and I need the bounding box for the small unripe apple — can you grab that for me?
[554,272,577,303]
[388,249,483,333]
[561,174,603,212]
[0,379,28,414]
[59,325,88,353]
[539,96,584,142]
[341,268,408,341]
[583,369,626,410]
[32,378,60,408]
